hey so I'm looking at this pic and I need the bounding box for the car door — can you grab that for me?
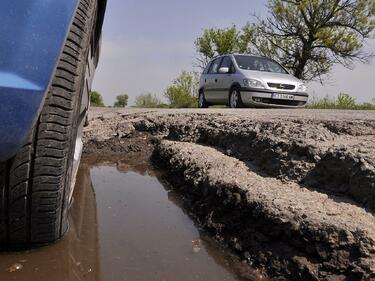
[216,56,235,104]
[204,57,223,103]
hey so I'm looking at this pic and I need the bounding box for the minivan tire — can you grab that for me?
[198,90,209,108]
[229,87,244,108]
[0,0,97,246]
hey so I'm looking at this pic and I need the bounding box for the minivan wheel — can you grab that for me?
[229,88,244,108]
[0,0,97,246]
[198,90,208,108]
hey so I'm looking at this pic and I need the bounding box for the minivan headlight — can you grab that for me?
[243,79,265,89]
[297,83,307,92]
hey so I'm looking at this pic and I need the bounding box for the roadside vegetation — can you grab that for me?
[307,93,375,110]
[164,71,199,108]
[90,91,105,107]
[114,94,129,108]
[134,93,168,108]
[132,71,199,108]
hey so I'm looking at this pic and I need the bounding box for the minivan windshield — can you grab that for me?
[234,55,288,74]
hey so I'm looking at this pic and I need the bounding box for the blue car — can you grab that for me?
[0,0,106,246]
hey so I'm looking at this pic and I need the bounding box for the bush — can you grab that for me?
[307,93,375,110]
[90,91,105,107]
[114,94,129,108]
[164,71,199,108]
[336,93,356,109]
[134,93,166,108]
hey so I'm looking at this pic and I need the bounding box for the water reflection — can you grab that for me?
[0,164,100,281]
[0,158,266,281]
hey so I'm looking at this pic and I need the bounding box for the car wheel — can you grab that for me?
[0,0,97,246]
[198,90,209,108]
[229,88,244,108]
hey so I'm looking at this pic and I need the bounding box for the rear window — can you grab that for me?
[234,55,288,74]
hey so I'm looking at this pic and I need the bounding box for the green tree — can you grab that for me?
[196,0,375,81]
[90,91,105,107]
[114,94,129,108]
[194,25,254,68]
[164,71,199,108]
[135,93,163,108]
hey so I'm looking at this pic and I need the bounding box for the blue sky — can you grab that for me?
[93,0,375,105]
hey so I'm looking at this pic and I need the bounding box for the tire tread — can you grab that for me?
[0,0,97,246]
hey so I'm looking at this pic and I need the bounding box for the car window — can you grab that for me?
[265,60,286,73]
[219,56,234,73]
[234,55,288,74]
[203,61,212,74]
[208,58,222,74]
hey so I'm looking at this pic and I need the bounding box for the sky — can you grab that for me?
[92,0,375,105]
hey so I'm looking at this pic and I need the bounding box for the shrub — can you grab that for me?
[90,91,105,107]
[307,93,375,110]
[164,71,199,108]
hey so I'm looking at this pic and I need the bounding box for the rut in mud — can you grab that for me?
[83,108,375,281]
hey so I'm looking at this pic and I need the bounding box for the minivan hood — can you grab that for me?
[242,70,301,84]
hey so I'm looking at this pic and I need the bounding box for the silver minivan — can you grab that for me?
[198,54,309,108]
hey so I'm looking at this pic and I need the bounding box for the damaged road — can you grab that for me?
[83,108,375,281]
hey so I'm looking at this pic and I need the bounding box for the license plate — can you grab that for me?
[272,93,295,100]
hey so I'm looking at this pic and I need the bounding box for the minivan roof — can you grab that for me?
[210,53,266,60]
[206,54,289,75]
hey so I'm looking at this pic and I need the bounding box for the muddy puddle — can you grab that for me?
[0,158,266,281]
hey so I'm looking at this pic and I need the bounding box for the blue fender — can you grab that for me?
[0,1,86,161]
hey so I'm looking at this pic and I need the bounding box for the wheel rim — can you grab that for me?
[231,91,238,108]
[68,112,85,203]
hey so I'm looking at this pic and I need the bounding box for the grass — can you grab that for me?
[306,93,375,110]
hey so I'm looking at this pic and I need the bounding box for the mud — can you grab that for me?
[83,108,375,280]
[155,140,375,280]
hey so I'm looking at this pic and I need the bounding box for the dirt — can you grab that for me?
[83,108,375,281]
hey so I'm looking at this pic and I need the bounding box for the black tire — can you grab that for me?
[0,0,97,246]
[198,90,209,108]
[229,87,244,108]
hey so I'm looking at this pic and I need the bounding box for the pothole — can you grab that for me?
[0,157,267,281]
[81,109,375,281]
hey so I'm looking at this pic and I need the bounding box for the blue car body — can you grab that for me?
[0,0,106,162]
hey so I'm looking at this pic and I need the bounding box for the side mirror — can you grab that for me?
[219,67,230,74]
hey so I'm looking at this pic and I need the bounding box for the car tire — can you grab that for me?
[0,0,97,246]
[229,87,244,108]
[198,90,209,108]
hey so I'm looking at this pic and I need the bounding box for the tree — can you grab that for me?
[196,0,375,81]
[194,25,254,68]
[114,94,129,108]
[135,93,163,108]
[164,71,199,108]
[90,91,105,107]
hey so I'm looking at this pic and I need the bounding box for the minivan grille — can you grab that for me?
[253,98,306,106]
[267,83,295,90]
